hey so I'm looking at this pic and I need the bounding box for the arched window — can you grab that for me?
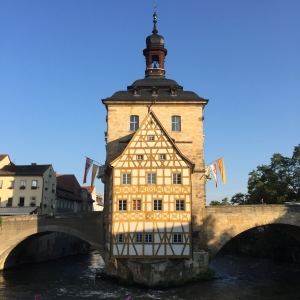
[171,116,181,131]
[130,115,139,131]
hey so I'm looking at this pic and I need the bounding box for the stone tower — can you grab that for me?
[101,12,209,286]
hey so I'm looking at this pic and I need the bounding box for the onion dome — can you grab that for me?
[146,12,165,47]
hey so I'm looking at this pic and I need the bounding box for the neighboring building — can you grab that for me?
[0,154,13,169]
[100,12,209,283]
[82,185,104,211]
[56,174,94,213]
[0,162,56,215]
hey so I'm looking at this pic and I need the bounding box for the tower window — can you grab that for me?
[132,200,141,211]
[145,234,153,243]
[119,200,127,211]
[173,173,181,184]
[171,116,181,131]
[147,173,156,184]
[176,200,185,211]
[173,234,183,243]
[118,234,124,243]
[136,234,143,243]
[122,174,131,185]
[130,115,139,131]
[153,200,162,211]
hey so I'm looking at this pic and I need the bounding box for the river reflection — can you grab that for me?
[1,252,300,299]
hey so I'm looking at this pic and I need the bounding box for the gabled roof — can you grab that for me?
[0,154,9,162]
[110,110,195,170]
[0,164,52,176]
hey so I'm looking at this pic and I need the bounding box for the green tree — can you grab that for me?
[246,144,300,204]
[210,200,221,206]
[230,193,248,205]
[210,198,231,206]
[221,197,231,205]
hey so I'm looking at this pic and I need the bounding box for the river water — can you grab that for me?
[1,252,300,300]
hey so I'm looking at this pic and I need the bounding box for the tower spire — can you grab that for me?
[152,10,158,34]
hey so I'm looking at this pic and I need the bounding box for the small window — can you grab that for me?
[122,174,131,185]
[171,116,181,131]
[147,173,156,184]
[31,180,38,189]
[9,181,14,189]
[153,200,162,211]
[19,197,25,206]
[130,115,139,131]
[176,200,184,211]
[132,199,141,211]
[145,234,153,243]
[173,234,183,243]
[119,200,127,211]
[137,155,143,160]
[148,136,154,141]
[20,180,26,189]
[160,154,166,160]
[118,234,124,243]
[136,234,143,243]
[173,173,181,184]
[0,180,2,189]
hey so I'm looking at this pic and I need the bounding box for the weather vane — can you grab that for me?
[154,4,157,12]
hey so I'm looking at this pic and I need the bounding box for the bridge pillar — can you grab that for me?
[103,250,209,286]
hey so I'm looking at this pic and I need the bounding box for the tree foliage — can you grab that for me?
[210,198,231,206]
[230,144,300,205]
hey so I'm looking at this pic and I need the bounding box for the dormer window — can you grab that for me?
[130,115,139,131]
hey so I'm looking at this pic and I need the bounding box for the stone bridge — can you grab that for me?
[1,205,300,270]
[0,212,104,270]
[199,205,300,257]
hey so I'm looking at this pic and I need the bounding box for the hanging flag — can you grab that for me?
[83,157,93,184]
[91,164,98,187]
[216,157,227,184]
[210,163,218,187]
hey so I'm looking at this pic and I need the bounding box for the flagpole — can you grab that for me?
[85,156,103,166]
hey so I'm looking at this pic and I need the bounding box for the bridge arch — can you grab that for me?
[203,205,300,258]
[0,212,105,270]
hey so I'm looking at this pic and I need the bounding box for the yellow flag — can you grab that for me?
[216,158,226,184]
[91,164,98,187]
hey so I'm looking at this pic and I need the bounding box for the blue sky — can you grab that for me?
[1,1,299,204]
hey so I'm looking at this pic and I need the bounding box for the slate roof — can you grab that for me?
[0,164,52,176]
[103,76,208,102]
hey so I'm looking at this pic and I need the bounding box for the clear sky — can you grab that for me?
[1,1,299,204]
